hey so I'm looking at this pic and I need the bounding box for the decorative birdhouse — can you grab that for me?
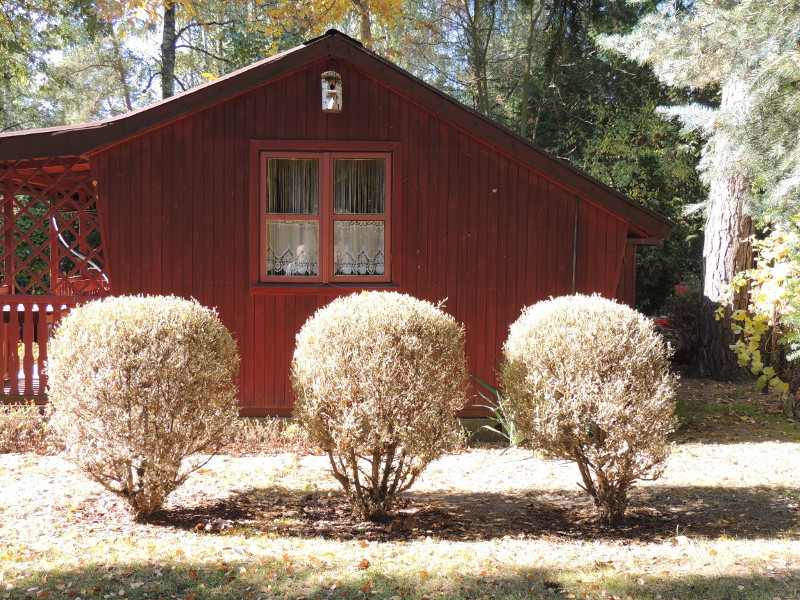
[321,71,343,113]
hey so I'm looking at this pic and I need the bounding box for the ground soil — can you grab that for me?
[4,378,796,553]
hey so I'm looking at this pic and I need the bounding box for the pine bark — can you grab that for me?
[161,2,177,99]
[688,78,755,380]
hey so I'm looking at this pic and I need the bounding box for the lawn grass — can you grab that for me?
[674,379,800,443]
[1,379,800,600]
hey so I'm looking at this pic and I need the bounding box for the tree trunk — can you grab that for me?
[688,78,755,380]
[349,0,373,47]
[1,73,11,132]
[462,0,495,114]
[111,29,134,112]
[161,1,177,99]
[518,0,545,137]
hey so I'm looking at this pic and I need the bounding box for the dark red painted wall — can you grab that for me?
[91,56,630,417]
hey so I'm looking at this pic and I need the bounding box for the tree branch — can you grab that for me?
[176,20,237,39]
[174,43,231,63]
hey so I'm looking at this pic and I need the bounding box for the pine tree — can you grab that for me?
[597,0,800,379]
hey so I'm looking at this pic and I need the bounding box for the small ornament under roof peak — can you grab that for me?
[321,71,343,113]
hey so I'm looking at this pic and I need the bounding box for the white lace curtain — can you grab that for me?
[265,157,385,278]
[334,221,384,275]
[266,221,319,276]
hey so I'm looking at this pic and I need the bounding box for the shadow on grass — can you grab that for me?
[148,483,800,543]
[8,560,800,600]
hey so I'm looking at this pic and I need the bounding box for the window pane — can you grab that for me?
[334,221,385,276]
[267,158,319,214]
[334,159,385,214]
[266,220,319,277]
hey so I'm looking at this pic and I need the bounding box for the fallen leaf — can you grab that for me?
[359,540,368,548]
[543,580,561,590]
[358,559,370,569]
[188,570,198,580]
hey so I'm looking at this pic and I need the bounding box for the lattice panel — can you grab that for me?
[0,157,109,296]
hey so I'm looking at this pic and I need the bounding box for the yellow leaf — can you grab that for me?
[772,378,790,392]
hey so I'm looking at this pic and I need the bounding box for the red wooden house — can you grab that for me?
[0,30,672,415]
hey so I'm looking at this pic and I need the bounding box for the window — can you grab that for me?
[261,151,391,283]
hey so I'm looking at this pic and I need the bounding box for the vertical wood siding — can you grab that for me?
[615,243,638,307]
[91,58,632,417]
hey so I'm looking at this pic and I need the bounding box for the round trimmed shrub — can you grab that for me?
[502,294,676,525]
[291,291,468,521]
[48,295,240,520]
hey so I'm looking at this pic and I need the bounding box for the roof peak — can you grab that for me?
[303,29,363,47]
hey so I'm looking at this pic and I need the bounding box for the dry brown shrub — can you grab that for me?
[226,417,317,455]
[48,295,240,520]
[0,402,55,454]
[502,294,677,525]
[292,291,468,521]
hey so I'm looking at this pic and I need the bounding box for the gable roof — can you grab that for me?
[0,30,672,239]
